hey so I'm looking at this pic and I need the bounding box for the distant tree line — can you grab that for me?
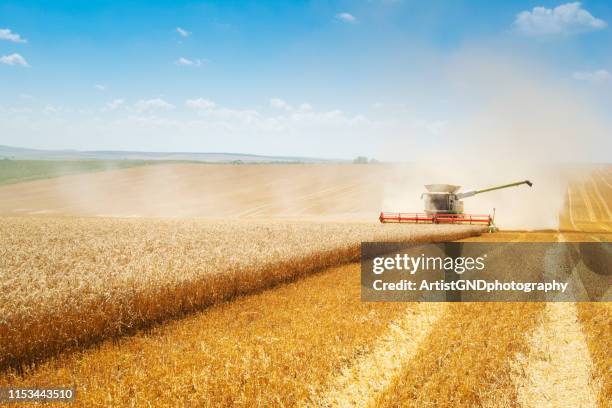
[353,156,379,164]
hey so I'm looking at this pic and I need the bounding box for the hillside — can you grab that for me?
[0,145,339,163]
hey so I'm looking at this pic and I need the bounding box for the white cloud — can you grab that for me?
[175,57,202,67]
[286,109,365,127]
[176,27,190,37]
[185,98,217,109]
[185,98,259,123]
[107,99,125,110]
[572,69,611,83]
[204,107,261,122]
[133,98,174,112]
[0,53,29,67]
[6,107,32,114]
[43,105,58,114]
[181,98,368,133]
[298,103,313,112]
[94,84,106,91]
[336,12,357,23]
[270,99,316,113]
[0,28,27,43]
[270,98,292,111]
[514,2,606,36]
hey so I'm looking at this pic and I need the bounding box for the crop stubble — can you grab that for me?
[372,302,545,407]
[576,303,612,407]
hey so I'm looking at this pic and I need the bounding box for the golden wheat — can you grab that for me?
[0,263,412,407]
[0,216,482,371]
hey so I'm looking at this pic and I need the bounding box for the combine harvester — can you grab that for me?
[379,180,532,231]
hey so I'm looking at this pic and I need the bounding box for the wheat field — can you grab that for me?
[0,264,412,407]
[0,216,482,372]
[0,163,609,407]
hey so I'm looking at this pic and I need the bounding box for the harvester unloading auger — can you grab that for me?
[379,180,533,230]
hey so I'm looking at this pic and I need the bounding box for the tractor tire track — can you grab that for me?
[578,183,597,223]
[510,233,600,408]
[589,177,611,221]
[313,303,445,407]
[576,303,612,407]
[372,303,545,408]
[512,302,599,408]
[588,172,612,232]
[566,185,579,231]
[596,168,612,190]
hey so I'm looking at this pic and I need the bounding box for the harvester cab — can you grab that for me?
[379,180,532,230]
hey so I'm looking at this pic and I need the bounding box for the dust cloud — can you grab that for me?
[382,48,611,230]
[0,164,387,220]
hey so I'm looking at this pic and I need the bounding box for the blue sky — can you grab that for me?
[0,1,611,160]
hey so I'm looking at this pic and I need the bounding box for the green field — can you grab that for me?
[0,160,160,185]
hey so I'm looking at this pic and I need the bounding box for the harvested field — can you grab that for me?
[0,216,482,371]
[560,165,612,233]
[576,303,612,407]
[373,303,545,407]
[315,302,446,407]
[512,303,599,408]
[463,230,610,407]
[0,163,389,218]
